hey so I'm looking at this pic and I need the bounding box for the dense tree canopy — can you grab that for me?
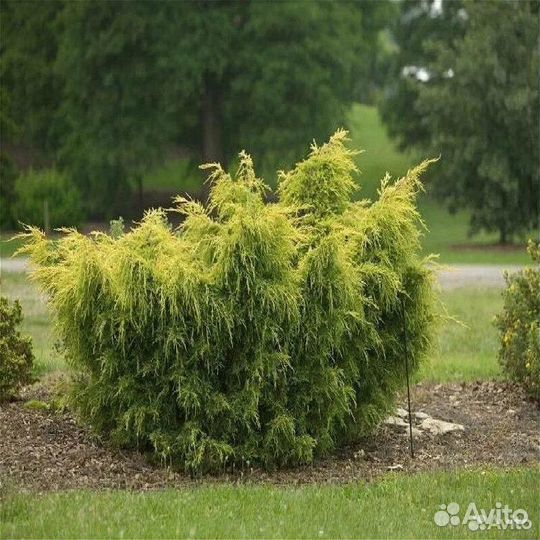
[381,0,539,241]
[56,1,182,212]
[1,1,391,215]
[418,0,539,241]
[0,0,63,150]
[379,0,466,150]
[0,1,64,226]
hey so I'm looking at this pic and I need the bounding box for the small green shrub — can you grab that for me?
[23,399,50,411]
[20,131,437,472]
[495,241,540,399]
[13,168,84,229]
[0,296,34,401]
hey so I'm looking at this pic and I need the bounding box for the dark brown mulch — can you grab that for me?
[1,380,538,493]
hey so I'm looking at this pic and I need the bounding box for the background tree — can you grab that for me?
[379,0,466,150]
[0,0,63,226]
[1,1,395,217]
[417,0,539,242]
[222,2,361,174]
[55,2,183,214]
[0,0,63,153]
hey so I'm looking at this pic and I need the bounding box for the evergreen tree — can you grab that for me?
[381,0,539,241]
[2,2,393,216]
[418,0,539,241]
[20,132,437,473]
[0,0,64,226]
[379,0,466,150]
[0,0,63,151]
[55,1,181,213]
[54,1,386,212]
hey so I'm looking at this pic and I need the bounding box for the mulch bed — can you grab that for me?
[1,380,538,493]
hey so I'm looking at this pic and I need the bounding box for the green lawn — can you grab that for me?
[419,200,530,265]
[0,234,25,258]
[421,287,503,383]
[347,102,417,200]
[2,467,537,539]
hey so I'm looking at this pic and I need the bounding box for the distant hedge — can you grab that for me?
[495,241,540,400]
[21,131,436,473]
[0,296,34,401]
[13,168,84,229]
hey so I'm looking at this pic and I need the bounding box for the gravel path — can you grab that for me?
[1,257,30,273]
[436,264,523,289]
[1,257,524,289]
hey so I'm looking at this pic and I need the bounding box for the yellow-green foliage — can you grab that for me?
[19,131,437,472]
[0,296,34,401]
[495,241,540,399]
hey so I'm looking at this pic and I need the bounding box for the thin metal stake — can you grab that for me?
[400,295,414,459]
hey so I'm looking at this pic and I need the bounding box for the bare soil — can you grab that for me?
[1,380,538,493]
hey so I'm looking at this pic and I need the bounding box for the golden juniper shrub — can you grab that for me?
[495,240,540,399]
[19,131,437,472]
[0,296,34,401]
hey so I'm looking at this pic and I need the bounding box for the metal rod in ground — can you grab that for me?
[401,295,414,459]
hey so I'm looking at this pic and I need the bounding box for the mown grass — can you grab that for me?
[0,234,25,258]
[421,287,504,383]
[419,201,530,265]
[347,102,417,200]
[1,467,537,539]
[0,270,507,383]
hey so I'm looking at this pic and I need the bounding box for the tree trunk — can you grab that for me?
[201,76,224,167]
[136,174,143,210]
